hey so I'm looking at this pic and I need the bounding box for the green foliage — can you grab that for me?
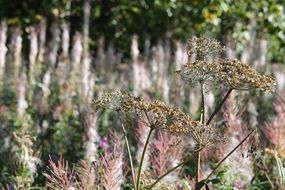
[207,165,236,190]
[0,0,283,61]
[0,85,16,108]
[0,0,71,25]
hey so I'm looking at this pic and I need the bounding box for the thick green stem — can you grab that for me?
[118,114,136,189]
[206,88,233,125]
[136,127,154,190]
[205,129,255,181]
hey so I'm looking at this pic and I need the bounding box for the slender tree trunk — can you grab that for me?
[0,21,7,84]
[83,0,90,55]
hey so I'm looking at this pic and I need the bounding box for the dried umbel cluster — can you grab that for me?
[140,171,177,190]
[191,124,222,151]
[95,91,220,147]
[177,58,276,92]
[176,60,214,84]
[212,59,276,92]
[177,37,276,93]
[96,91,197,134]
[188,36,225,60]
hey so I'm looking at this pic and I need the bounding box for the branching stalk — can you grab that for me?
[148,147,204,189]
[195,151,201,184]
[195,82,205,183]
[206,88,233,125]
[118,113,136,189]
[205,129,255,181]
[136,127,154,190]
[200,83,205,124]
[147,159,189,189]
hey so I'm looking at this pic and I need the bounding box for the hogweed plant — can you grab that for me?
[94,36,276,190]
[176,37,275,188]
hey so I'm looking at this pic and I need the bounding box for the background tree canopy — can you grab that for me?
[0,0,284,61]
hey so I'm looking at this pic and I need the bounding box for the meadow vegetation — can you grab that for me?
[0,1,285,189]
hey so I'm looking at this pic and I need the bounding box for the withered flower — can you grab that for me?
[96,92,220,149]
[177,58,275,93]
[149,100,201,134]
[96,92,200,134]
[141,171,177,190]
[178,37,276,93]
[191,124,222,150]
[176,60,214,84]
[188,36,224,60]
[212,59,276,92]
[95,91,151,113]
[95,91,129,110]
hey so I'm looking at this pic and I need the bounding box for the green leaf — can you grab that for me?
[195,180,209,190]
[216,169,227,178]
[209,178,221,184]
[131,7,140,14]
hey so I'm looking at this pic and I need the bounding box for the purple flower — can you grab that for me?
[99,137,109,148]
[234,180,243,189]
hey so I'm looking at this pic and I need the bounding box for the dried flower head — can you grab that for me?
[211,59,276,92]
[176,60,213,84]
[95,91,131,111]
[192,124,222,150]
[149,100,201,134]
[95,91,151,113]
[141,171,177,190]
[188,36,224,60]
[177,58,276,93]
[96,92,220,149]
[95,92,202,134]
[178,36,276,92]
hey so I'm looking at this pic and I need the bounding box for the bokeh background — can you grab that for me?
[0,0,284,189]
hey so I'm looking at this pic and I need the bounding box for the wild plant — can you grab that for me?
[260,95,285,188]
[44,156,77,189]
[94,36,276,190]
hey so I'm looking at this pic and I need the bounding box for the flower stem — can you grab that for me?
[147,159,189,189]
[195,151,201,183]
[206,88,233,125]
[205,129,255,181]
[118,114,136,189]
[136,127,154,190]
[200,83,205,124]
[196,83,205,183]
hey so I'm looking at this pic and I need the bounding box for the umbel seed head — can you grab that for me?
[177,37,276,93]
[188,36,225,60]
[211,59,276,93]
[95,91,221,149]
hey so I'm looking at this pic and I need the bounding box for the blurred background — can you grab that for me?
[0,0,285,189]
